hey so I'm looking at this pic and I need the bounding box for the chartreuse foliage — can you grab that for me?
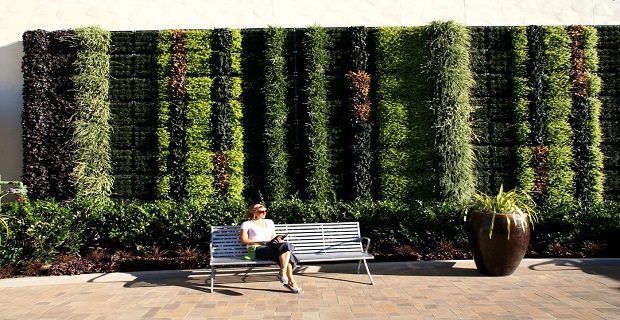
[542,26,574,203]
[72,26,113,204]
[375,27,434,201]
[156,30,174,198]
[427,21,476,204]
[303,26,333,202]
[513,26,536,195]
[568,25,604,204]
[184,30,215,203]
[264,26,290,203]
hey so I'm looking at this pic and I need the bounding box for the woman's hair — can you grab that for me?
[245,203,265,220]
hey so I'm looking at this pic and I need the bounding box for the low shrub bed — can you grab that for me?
[0,198,618,278]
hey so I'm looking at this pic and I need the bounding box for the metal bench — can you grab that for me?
[209,221,374,293]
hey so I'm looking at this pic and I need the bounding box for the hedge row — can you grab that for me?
[2,197,619,266]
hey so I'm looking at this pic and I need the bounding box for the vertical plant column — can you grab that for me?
[72,26,113,203]
[109,31,159,199]
[513,27,536,194]
[21,30,77,200]
[542,26,575,203]
[264,27,290,203]
[597,26,620,201]
[211,29,244,199]
[523,26,575,203]
[376,27,434,201]
[568,25,605,204]
[347,26,373,200]
[303,26,333,202]
[156,29,189,200]
[427,21,476,204]
[185,30,215,202]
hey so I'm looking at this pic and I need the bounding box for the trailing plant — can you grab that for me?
[21,29,77,200]
[568,25,604,204]
[263,26,290,203]
[375,27,435,201]
[347,26,373,200]
[463,185,537,239]
[303,25,333,202]
[427,21,476,204]
[72,26,113,204]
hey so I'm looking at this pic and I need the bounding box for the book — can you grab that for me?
[268,234,288,245]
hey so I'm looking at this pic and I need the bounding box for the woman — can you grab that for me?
[240,203,303,293]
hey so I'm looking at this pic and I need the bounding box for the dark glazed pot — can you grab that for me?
[467,210,531,276]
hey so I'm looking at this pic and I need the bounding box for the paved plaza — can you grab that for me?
[0,258,618,319]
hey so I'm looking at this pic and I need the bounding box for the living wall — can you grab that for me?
[19,23,620,205]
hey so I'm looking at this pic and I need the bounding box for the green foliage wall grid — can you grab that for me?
[597,26,620,201]
[20,24,620,204]
[470,27,518,195]
[109,30,159,199]
[375,27,435,201]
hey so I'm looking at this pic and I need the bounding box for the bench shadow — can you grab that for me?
[106,268,289,296]
[299,261,482,279]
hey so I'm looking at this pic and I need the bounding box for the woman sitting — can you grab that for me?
[240,203,303,293]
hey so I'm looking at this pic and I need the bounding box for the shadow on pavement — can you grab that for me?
[528,258,620,284]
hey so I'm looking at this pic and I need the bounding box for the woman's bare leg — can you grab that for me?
[278,251,290,276]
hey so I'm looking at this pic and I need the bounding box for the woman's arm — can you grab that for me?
[240,228,268,245]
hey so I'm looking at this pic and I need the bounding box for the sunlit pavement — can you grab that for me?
[0,258,618,319]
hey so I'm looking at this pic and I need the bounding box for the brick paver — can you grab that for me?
[0,259,618,319]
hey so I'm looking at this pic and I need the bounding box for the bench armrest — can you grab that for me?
[360,237,371,253]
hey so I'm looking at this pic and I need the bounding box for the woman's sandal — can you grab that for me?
[284,283,303,294]
[277,273,288,284]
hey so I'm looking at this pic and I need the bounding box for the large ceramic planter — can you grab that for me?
[467,210,531,276]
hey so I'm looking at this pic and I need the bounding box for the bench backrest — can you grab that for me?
[211,222,363,259]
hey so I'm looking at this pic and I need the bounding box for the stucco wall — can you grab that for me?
[0,0,619,181]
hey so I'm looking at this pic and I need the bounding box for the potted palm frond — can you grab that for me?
[463,185,537,276]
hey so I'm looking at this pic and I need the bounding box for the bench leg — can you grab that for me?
[210,267,216,293]
[358,259,374,285]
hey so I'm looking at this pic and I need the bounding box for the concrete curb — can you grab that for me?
[0,258,617,288]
